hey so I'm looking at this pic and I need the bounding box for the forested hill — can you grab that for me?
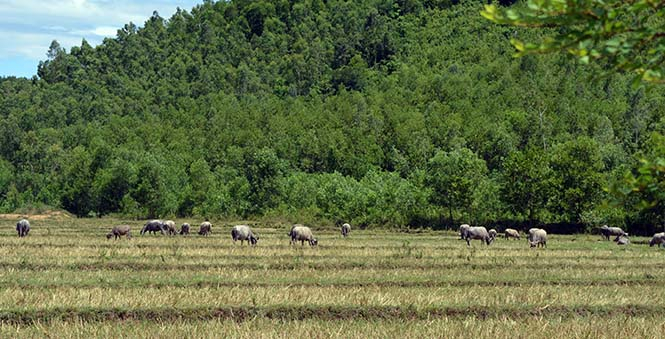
[1,0,664,233]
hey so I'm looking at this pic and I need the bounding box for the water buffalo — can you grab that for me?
[231,225,258,245]
[16,219,30,237]
[649,232,665,247]
[599,225,627,241]
[106,225,131,240]
[288,224,304,237]
[463,226,493,246]
[162,220,177,235]
[459,224,470,240]
[141,220,167,235]
[614,235,629,245]
[504,228,520,240]
[289,225,317,246]
[341,223,351,237]
[528,228,547,248]
[180,223,190,235]
[488,229,498,241]
[198,222,212,236]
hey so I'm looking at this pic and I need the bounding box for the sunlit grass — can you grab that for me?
[0,217,664,337]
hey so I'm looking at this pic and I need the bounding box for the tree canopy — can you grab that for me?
[483,0,665,231]
[0,0,664,233]
[482,0,665,84]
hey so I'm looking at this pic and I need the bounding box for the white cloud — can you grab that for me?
[0,0,201,61]
[90,26,119,37]
[42,26,69,32]
[0,29,88,60]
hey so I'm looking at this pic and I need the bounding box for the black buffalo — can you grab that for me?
[141,220,168,235]
[16,219,30,237]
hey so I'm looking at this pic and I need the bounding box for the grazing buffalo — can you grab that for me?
[163,220,177,235]
[614,235,629,245]
[459,224,470,240]
[289,225,317,246]
[288,224,304,237]
[198,222,212,236]
[231,225,258,245]
[504,228,520,240]
[463,226,493,246]
[141,220,167,235]
[341,223,351,237]
[599,225,628,241]
[488,229,498,241]
[180,223,190,235]
[106,225,131,240]
[528,228,547,248]
[16,219,30,237]
[649,233,665,247]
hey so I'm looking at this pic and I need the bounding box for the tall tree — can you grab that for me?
[501,148,552,222]
[425,148,488,225]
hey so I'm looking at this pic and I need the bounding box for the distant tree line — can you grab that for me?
[1,0,665,234]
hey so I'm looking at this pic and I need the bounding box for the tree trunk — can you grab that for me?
[449,205,454,227]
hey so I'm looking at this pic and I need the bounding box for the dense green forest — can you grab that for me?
[1,0,665,233]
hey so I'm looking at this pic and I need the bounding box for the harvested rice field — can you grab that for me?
[1,218,664,338]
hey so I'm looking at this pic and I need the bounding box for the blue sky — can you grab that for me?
[0,0,201,78]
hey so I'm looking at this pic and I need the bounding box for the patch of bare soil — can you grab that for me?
[0,211,72,220]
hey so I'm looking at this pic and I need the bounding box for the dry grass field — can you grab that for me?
[0,218,664,338]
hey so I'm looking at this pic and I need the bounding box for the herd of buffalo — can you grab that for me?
[12,218,665,248]
[13,218,351,246]
[459,224,665,248]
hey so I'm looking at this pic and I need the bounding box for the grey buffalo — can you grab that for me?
[488,229,498,241]
[180,223,190,235]
[599,225,628,241]
[288,224,304,237]
[163,220,177,235]
[289,225,318,246]
[459,224,470,240]
[504,228,520,240]
[649,232,665,248]
[614,235,629,245]
[141,220,167,235]
[231,225,258,245]
[341,223,351,237]
[106,225,131,240]
[463,226,493,246]
[198,222,212,236]
[528,228,547,248]
[16,219,30,237]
